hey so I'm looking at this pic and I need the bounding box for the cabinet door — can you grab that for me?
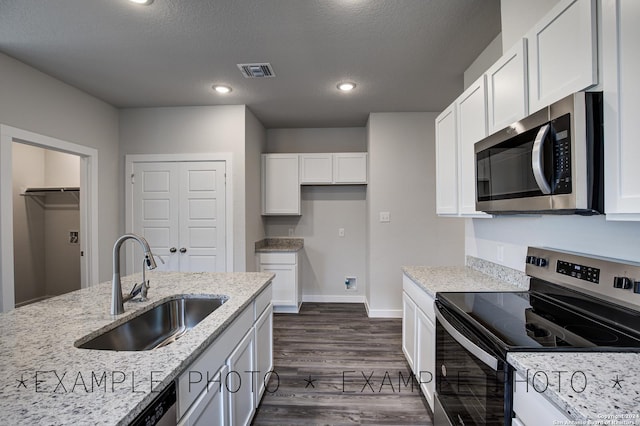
[416,308,435,411]
[300,154,333,184]
[456,76,490,217]
[262,154,300,215]
[435,104,458,215]
[227,330,255,426]
[254,303,273,405]
[512,372,571,425]
[486,38,528,134]
[603,0,640,220]
[333,153,368,184]
[178,365,229,426]
[259,264,297,309]
[527,0,597,113]
[402,292,417,371]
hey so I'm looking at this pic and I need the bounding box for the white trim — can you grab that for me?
[364,298,402,318]
[302,295,366,304]
[0,124,99,312]
[125,153,234,273]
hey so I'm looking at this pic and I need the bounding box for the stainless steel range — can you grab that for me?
[434,247,640,426]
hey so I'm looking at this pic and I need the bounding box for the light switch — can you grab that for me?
[338,228,345,237]
[379,211,390,223]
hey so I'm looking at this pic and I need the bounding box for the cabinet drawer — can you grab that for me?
[258,252,297,265]
[177,304,253,418]
[402,274,435,323]
[254,284,273,318]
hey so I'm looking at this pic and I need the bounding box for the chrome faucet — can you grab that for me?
[111,233,158,315]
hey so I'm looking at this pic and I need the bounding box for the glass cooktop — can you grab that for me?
[436,287,640,352]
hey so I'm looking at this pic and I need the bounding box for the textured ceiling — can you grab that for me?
[0,0,501,128]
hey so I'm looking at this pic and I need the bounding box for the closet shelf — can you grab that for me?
[21,187,79,196]
[21,187,80,209]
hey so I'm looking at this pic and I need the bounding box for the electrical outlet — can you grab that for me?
[496,245,504,262]
[288,228,294,236]
[338,228,345,237]
[379,211,390,223]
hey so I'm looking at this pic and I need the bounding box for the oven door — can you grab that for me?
[435,304,512,426]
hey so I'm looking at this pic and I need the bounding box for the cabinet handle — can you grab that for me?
[169,247,177,253]
[179,247,187,253]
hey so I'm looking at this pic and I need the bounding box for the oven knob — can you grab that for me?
[613,276,633,290]
[526,256,537,265]
[535,258,548,268]
[441,364,447,377]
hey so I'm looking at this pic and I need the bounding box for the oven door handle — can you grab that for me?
[435,308,499,371]
[532,124,552,195]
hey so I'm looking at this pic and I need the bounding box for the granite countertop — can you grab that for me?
[255,237,304,252]
[509,352,640,423]
[0,270,274,426]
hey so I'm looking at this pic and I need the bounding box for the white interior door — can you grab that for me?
[130,161,226,273]
[179,162,226,272]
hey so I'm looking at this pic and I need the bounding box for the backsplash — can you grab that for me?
[466,255,529,289]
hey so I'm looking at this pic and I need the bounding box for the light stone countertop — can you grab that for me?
[255,237,304,252]
[0,270,274,426]
[508,352,640,424]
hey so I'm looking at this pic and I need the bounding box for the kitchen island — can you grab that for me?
[0,270,274,425]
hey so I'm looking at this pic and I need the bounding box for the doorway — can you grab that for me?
[0,125,99,312]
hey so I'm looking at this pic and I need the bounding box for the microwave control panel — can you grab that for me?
[552,114,572,194]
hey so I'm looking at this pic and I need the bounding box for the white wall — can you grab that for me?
[367,113,465,317]
[244,107,267,271]
[264,127,367,301]
[118,105,251,271]
[500,0,560,52]
[0,52,119,284]
[464,35,502,89]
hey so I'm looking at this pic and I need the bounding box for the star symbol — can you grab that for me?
[16,374,27,389]
[611,374,624,389]
[303,375,316,389]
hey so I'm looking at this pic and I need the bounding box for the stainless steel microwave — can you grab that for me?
[474,92,603,215]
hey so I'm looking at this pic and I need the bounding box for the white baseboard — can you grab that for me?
[364,298,402,318]
[302,294,366,303]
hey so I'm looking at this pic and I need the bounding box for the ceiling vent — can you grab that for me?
[237,63,275,78]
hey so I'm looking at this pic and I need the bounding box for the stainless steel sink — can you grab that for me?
[76,295,228,351]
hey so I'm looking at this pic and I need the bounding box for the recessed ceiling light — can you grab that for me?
[129,0,154,4]
[337,82,356,92]
[213,85,232,94]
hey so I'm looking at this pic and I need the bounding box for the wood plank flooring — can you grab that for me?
[252,303,433,425]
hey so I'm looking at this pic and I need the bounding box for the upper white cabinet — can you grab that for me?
[456,77,490,217]
[435,76,490,217]
[486,38,529,134]
[527,0,598,113]
[262,154,300,215]
[603,0,640,220]
[435,103,458,215]
[299,153,367,185]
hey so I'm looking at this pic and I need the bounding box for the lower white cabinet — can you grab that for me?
[257,252,301,313]
[402,274,436,410]
[512,372,571,425]
[177,284,273,426]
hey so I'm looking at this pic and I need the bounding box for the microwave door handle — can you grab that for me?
[435,308,499,371]
[532,124,552,195]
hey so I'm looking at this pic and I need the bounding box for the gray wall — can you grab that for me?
[244,108,267,271]
[118,105,256,272]
[0,52,120,284]
[500,0,560,52]
[367,113,465,316]
[264,128,367,301]
[464,34,502,90]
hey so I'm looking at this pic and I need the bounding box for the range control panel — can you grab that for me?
[556,260,600,284]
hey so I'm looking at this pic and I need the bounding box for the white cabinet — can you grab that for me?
[486,38,529,134]
[299,153,333,184]
[227,329,256,426]
[456,77,490,217]
[527,0,598,113]
[257,252,301,313]
[512,372,572,425]
[402,274,436,410]
[603,0,640,220]
[262,154,300,215]
[178,365,228,426]
[177,284,273,426]
[299,153,368,185]
[435,103,458,215]
[333,153,368,184]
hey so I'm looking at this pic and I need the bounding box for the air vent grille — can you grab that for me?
[237,63,275,78]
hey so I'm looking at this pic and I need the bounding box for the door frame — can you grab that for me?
[0,124,99,312]
[125,153,233,273]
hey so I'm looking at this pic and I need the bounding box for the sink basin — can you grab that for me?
[76,295,228,351]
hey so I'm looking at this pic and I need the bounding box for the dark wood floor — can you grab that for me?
[252,303,433,425]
